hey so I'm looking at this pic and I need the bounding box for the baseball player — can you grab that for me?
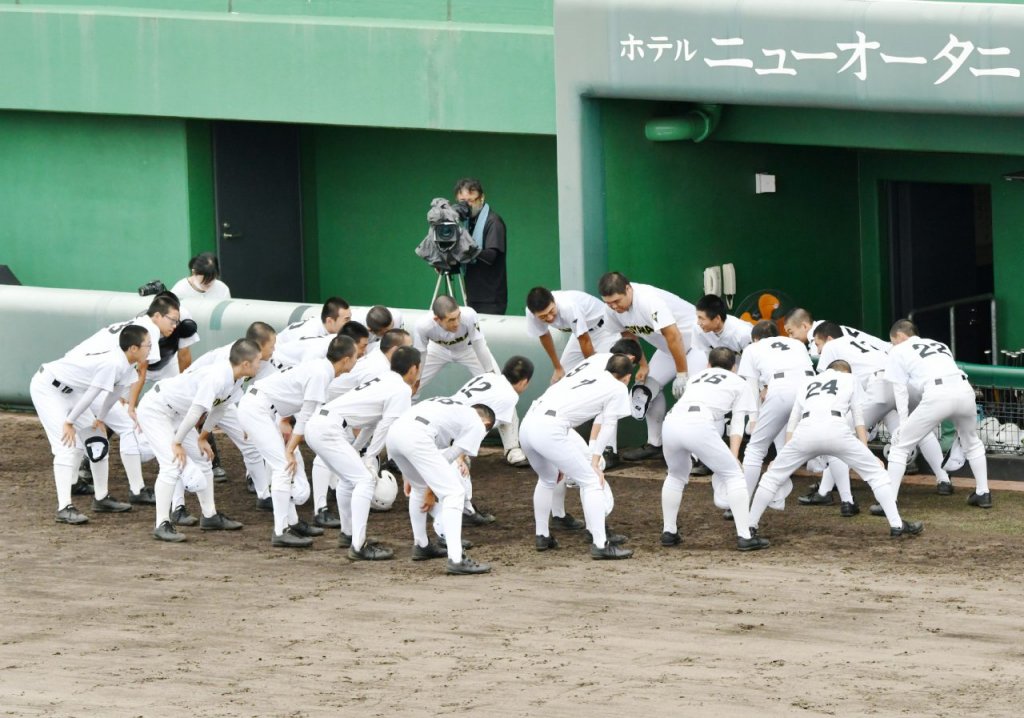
[446,355,534,525]
[413,295,527,467]
[800,322,952,512]
[238,335,358,547]
[170,252,231,301]
[31,325,150,524]
[783,307,889,358]
[305,346,422,561]
[660,347,767,551]
[748,360,924,539]
[137,339,261,542]
[692,294,752,357]
[348,305,405,353]
[737,320,816,506]
[273,320,369,372]
[272,296,352,366]
[520,353,635,560]
[597,272,699,462]
[385,398,496,575]
[883,319,991,507]
[173,321,278,524]
[69,293,183,505]
[525,286,621,383]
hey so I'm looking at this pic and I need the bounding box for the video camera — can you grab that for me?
[415,198,480,273]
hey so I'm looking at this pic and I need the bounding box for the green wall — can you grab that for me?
[0,111,196,291]
[307,126,560,310]
[599,100,863,322]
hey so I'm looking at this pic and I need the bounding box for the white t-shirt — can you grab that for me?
[602,282,696,355]
[171,276,231,301]
[450,373,519,425]
[788,370,865,431]
[413,306,483,352]
[525,290,608,340]
[402,399,488,456]
[530,370,631,429]
[884,338,962,395]
[691,315,752,355]
[738,337,814,386]
[674,367,757,425]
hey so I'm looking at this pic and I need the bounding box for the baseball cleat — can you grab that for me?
[590,542,634,560]
[505,448,530,468]
[689,460,712,477]
[337,531,353,548]
[890,520,924,538]
[722,509,734,521]
[200,512,243,531]
[869,503,887,517]
[70,478,94,496]
[550,512,585,531]
[153,520,186,542]
[171,504,199,527]
[272,528,313,548]
[798,491,835,506]
[255,496,273,511]
[535,534,559,551]
[91,495,132,513]
[445,556,492,575]
[660,531,681,546]
[602,448,621,471]
[78,458,93,481]
[288,520,324,538]
[967,491,993,509]
[313,507,342,529]
[840,501,860,518]
[128,487,156,505]
[348,543,395,561]
[585,528,628,545]
[621,443,663,461]
[438,536,473,550]
[464,510,496,526]
[411,542,448,561]
[212,465,228,483]
[55,504,89,525]
[737,535,770,551]
[936,481,954,496]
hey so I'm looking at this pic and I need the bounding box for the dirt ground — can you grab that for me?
[1,410,1023,718]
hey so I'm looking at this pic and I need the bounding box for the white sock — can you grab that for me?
[581,485,606,547]
[311,462,332,512]
[350,481,373,550]
[54,459,76,510]
[919,434,950,484]
[172,478,185,509]
[121,452,145,494]
[442,504,464,563]
[968,455,990,495]
[91,457,110,501]
[748,485,773,529]
[550,479,567,518]
[271,490,291,535]
[154,480,174,528]
[871,482,903,529]
[726,484,751,539]
[408,487,429,547]
[197,481,216,519]
[661,475,685,534]
[533,482,554,536]
[335,486,353,536]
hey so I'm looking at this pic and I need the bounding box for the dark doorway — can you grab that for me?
[213,122,304,302]
[886,181,994,363]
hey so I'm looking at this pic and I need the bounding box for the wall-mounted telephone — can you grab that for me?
[722,263,736,308]
[703,266,722,296]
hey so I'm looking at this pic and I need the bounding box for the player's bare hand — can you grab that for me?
[595,467,606,488]
[550,367,565,384]
[171,442,187,468]
[636,365,649,384]
[403,479,412,497]
[127,405,139,428]
[198,437,214,461]
[279,418,293,441]
[456,457,470,477]
[421,490,436,513]
[61,421,77,447]
[284,453,297,477]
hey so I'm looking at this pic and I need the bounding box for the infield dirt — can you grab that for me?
[1,411,1022,717]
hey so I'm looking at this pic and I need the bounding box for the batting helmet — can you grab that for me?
[630,384,653,420]
[371,470,398,511]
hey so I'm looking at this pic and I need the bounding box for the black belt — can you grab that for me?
[775,370,815,379]
[249,387,277,413]
[934,375,966,386]
[40,368,73,394]
[803,410,842,418]
[544,409,557,417]
[415,416,430,426]
[589,318,605,332]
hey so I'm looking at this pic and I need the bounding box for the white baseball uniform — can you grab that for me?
[737,336,815,498]
[306,370,412,551]
[690,315,753,364]
[386,399,489,564]
[525,290,619,371]
[30,349,137,511]
[884,337,987,496]
[748,370,906,531]
[136,361,240,529]
[170,276,231,301]
[271,333,332,371]
[520,370,630,549]
[662,366,757,540]
[413,306,499,391]
[349,306,405,354]
[807,321,889,357]
[602,282,699,447]
[238,357,335,537]
[145,305,200,383]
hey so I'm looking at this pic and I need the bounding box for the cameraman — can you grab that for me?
[454,178,507,315]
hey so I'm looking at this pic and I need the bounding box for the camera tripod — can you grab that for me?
[431,267,468,306]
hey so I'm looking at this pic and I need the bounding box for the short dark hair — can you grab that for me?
[696,294,728,322]
[454,177,484,196]
[526,287,556,314]
[605,354,634,378]
[321,297,350,323]
[188,252,220,283]
[827,359,852,373]
[708,347,736,370]
[245,321,277,347]
[890,319,918,338]
[784,307,813,325]
[813,321,844,341]
[502,356,534,385]
[119,325,148,351]
[365,306,393,334]
[432,295,459,318]
[390,346,421,376]
[380,328,411,354]
[751,320,779,341]
[597,272,630,297]
[339,321,370,342]
[229,338,261,365]
[609,338,643,363]
[472,403,496,429]
[147,294,180,318]
[326,334,357,362]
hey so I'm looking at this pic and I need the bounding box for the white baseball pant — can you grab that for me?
[559,324,620,372]
[742,376,806,498]
[89,400,148,496]
[305,417,375,551]
[636,347,706,447]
